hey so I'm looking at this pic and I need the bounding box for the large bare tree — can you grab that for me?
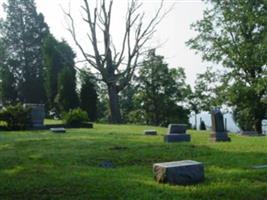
[65,0,167,123]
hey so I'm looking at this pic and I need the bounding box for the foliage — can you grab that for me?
[0,104,31,130]
[193,67,224,111]
[56,67,79,113]
[43,36,79,114]
[79,70,98,122]
[63,108,88,126]
[0,39,17,103]
[187,0,267,133]
[137,50,190,126]
[0,0,49,104]
[120,82,139,123]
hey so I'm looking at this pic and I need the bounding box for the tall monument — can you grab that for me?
[210,109,230,142]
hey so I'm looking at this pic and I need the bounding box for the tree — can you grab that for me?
[54,42,79,113]
[64,0,167,123]
[187,0,267,133]
[194,67,223,111]
[0,0,49,104]
[79,70,98,122]
[188,67,223,129]
[43,35,78,113]
[43,35,63,110]
[56,67,79,113]
[120,81,139,123]
[0,38,17,103]
[138,50,190,126]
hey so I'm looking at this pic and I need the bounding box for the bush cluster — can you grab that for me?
[63,108,88,126]
[0,104,32,130]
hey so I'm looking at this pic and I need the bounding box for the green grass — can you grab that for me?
[0,124,267,200]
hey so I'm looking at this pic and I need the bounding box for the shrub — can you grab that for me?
[199,120,206,130]
[64,108,88,126]
[0,104,32,130]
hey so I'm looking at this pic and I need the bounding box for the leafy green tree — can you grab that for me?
[79,70,98,122]
[187,0,267,133]
[120,81,139,123]
[194,67,223,111]
[138,50,190,126]
[43,35,78,113]
[43,35,63,110]
[56,67,79,113]
[0,0,49,104]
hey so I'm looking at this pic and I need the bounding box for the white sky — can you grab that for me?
[0,0,211,86]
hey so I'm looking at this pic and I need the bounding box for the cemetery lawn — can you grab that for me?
[0,124,267,200]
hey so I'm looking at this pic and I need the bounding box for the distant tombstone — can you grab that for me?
[24,104,45,128]
[210,109,230,142]
[164,124,190,142]
[99,160,115,169]
[144,130,157,135]
[50,128,66,133]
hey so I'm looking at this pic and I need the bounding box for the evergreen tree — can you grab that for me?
[79,70,98,122]
[0,0,49,104]
[54,41,79,113]
[0,39,17,103]
[43,35,77,112]
[56,68,79,113]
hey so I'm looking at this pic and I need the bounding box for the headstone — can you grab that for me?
[24,104,45,128]
[50,128,66,133]
[241,131,260,136]
[164,124,190,142]
[210,109,230,142]
[252,164,267,169]
[144,130,157,135]
[153,160,204,185]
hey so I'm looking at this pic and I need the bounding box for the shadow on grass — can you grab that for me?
[1,140,267,200]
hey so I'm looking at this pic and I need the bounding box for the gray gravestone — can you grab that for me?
[168,124,187,134]
[144,130,157,135]
[164,124,190,142]
[24,104,45,128]
[210,109,230,142]
[153,160,204,185]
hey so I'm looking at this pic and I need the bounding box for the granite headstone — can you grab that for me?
[210,109,230,142]
[164,124,190,142]
[24,104,45,128]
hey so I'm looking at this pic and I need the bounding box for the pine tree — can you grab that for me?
[79,70,98,122]
[56,67,79,113]
[0,0,49,104]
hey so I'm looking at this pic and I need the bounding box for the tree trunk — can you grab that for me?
[107,84,122,124]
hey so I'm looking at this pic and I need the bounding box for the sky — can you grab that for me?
[0,0,209,87]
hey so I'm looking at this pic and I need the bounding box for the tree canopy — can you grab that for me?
[0,0,49,104]
[187,0,267,133]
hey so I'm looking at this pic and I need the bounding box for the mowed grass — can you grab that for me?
[0,124,267,200]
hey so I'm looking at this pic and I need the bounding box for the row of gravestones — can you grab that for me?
[28,105,228,185]
[145,109,231,185]
[145,108,231,142]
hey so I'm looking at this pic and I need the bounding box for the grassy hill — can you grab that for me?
[0,124,267,199]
